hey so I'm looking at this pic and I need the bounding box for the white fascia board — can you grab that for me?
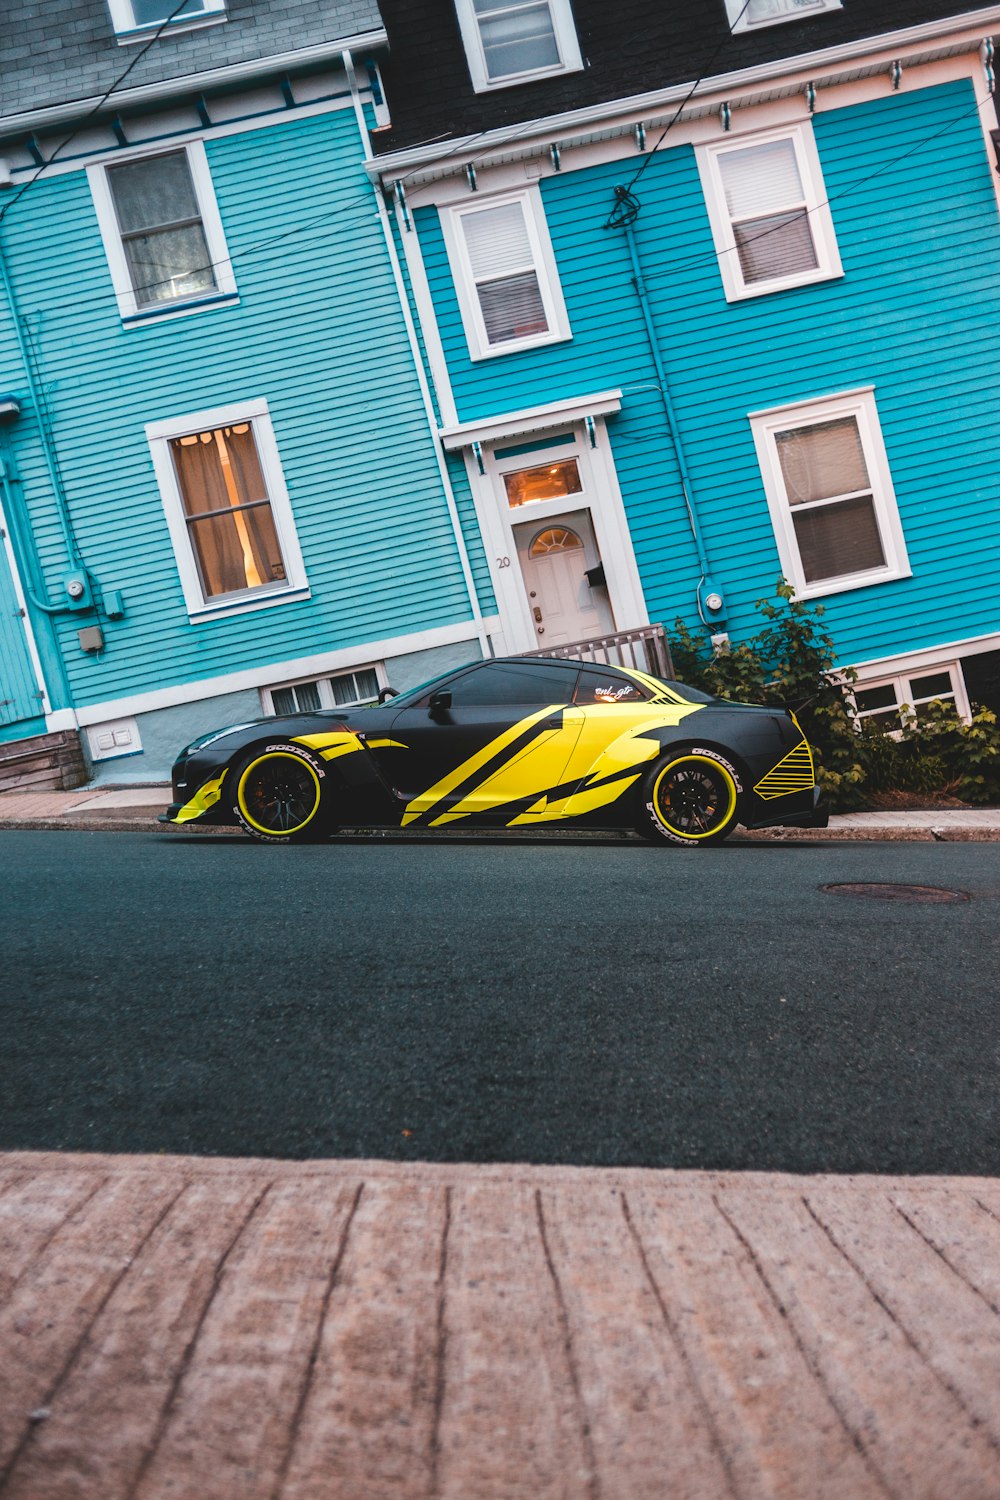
[0,29,387,136]
[367,7,1000,183]
[72,615,502,728]
[847,629,1000,676]
[440,390,623,449]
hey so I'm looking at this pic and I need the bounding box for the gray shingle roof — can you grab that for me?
[0,0,384,123]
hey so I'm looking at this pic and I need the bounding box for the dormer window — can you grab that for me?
[106,0,227,43]
[725,0,842,33]
[454,0,583,92]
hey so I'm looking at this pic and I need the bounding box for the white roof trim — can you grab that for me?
[439,389,623,449]
[0,28,388,136]
[369,6,1000,183]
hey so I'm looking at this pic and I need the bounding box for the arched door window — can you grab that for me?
[528,526,583,557]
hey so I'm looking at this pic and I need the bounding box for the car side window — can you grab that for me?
[574,668,650,704]
[444,662,580,706]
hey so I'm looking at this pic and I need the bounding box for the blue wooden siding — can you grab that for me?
[415,79,1000,666]
[0,102,479,711]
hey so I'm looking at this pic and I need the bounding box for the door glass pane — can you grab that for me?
[477,272,548,343]
[503,458,582,508]
[122,223,215,306]
[733,210,818,283]
[792,495,885,582]
[445,662,579,705]
[777,417,869,504]
[528,526,583,556]
[108,152,200,233]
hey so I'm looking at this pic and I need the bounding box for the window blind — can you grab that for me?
[462,202,548,344]
[718,138,819,284]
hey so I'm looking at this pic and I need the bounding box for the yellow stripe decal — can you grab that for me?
[753,739,816,800]
[173,771,228,825]
[401,705,557,826]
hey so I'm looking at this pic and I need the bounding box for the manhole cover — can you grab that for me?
[820,882,970,904]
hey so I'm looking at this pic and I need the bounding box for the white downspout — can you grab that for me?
[342,48,491,660]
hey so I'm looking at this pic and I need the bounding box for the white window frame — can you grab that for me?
[87,141,237,323]
[725,0,842,34]
[145,398,309,622]
[748,387,911,601]
[696,122,842,302]
[106,0,227,43]
[454,0,582,92]
[852,662,970,732]
[261,664,387,717]
[441,187,571,361]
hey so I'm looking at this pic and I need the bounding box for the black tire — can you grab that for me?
[637,747,742,847]
[231,741,332,843]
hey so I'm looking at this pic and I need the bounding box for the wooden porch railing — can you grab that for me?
[518,623,674,678]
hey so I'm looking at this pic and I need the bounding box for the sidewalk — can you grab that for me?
[2,1151,1000,1499]
[1,784,1000,839]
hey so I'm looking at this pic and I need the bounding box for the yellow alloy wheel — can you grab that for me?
[644,750,741,846]
[235,748,325,841]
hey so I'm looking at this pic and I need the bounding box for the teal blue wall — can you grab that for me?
[0,100,479,712]
[415,79,1000,666]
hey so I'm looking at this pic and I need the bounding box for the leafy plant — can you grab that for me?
[669,582,866,807]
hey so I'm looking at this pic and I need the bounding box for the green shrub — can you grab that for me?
[669,582,867,808]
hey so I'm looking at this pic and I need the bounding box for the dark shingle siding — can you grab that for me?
[0,0,384,121]
[373,0,1000,153]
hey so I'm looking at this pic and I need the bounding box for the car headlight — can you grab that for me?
[183,723,258,755]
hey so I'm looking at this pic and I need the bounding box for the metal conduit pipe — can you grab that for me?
[609,185,727,633]
[0,443,72,708]
[0,238,85,575]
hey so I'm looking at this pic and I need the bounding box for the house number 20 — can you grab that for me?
[496,555,511,568]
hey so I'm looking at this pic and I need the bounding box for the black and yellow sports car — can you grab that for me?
[160,655,827,846]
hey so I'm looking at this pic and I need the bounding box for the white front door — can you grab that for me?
[514,511,614,647]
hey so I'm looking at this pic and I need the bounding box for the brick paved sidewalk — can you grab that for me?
[3,1152,1000,1499]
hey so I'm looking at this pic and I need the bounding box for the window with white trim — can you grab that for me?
[145,400,308,619]
[88,143,236,321]
[443,189,571,360]
[725,0,841,33]
[454,0,582,91]
[749,389,910,600]
[854,665,968,732]
[263,667,383,717]
[106,0,226,41]
[696,123,842,301]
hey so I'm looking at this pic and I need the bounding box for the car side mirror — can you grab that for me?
[377,685,398,704]
[428,690,452,720]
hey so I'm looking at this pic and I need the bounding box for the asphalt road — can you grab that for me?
[3,829,998,1173]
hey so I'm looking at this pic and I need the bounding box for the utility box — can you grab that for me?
[78,625,104,653]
